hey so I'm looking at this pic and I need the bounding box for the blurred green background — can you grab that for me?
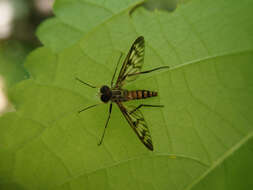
[0,0,54,114]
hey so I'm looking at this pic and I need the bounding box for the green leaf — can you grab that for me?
[191,134,253,190]
[37,0,142,52]
[1,0,253,190]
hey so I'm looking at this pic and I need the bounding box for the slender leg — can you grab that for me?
[128,66,170,77]
[129,104,164,115]
[98,103,113,146]
[111,52,123,87]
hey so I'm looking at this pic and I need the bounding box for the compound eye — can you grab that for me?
[100,85,109,93]
[100,94,110,103]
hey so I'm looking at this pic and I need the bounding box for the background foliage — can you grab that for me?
[0,0,253,189]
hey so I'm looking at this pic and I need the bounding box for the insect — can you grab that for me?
[76,36,169,151]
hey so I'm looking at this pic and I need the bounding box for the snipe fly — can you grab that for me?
[76,36,169,151]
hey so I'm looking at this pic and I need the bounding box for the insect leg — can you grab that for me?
[128,66,170,77]
[129,104,164,115]
[98,103,113,146]
[111,52,123,87]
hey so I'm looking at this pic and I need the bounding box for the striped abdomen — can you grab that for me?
[127,90,158,100]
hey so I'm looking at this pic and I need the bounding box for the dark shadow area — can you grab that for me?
[130,0,192,16]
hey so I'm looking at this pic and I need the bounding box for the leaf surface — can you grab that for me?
[0,0,253,189]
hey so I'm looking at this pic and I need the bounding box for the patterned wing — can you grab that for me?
[115,36,145,88]
[116,102,153,151]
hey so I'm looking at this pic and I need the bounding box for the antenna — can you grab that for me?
[78,104,100,113]
[75,77,97,89]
